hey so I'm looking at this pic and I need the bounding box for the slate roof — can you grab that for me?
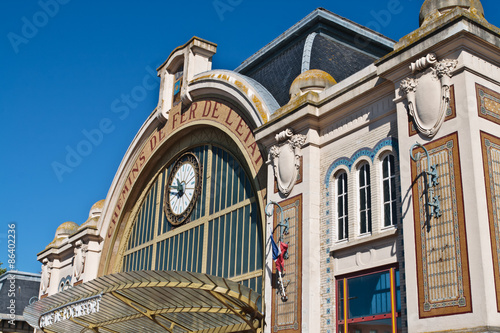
[235,8,395,107]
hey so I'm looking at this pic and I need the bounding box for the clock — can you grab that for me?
[164,152,202,226]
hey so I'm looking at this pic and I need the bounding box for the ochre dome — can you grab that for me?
[289,69,336,100]
[420,0,485,26]
[91,199,105,210]
[89,199,105,218]
[55,221,79,238]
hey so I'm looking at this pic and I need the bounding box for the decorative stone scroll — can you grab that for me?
[269,129,306,196]
[400,53,458,137]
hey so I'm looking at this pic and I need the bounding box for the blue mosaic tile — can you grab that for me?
[326,268,331,273]
[326,319,331,325]
[326,287,330,293]
[326,257,330,264]
[324,137,399,187]
[326,298,331,304]
[326,308,331,314]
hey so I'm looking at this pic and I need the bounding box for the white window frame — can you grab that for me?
[358,163,372,235]
[381,154,397,228]
[336,171,349,241]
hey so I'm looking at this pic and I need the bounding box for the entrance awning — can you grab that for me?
[24,271,262,333]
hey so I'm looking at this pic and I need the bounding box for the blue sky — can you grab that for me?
[1,0,499,274]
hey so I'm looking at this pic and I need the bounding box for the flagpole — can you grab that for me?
[266,201,289,302]
[277,269,287,301]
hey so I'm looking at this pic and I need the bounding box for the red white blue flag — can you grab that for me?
[270,236,288,273]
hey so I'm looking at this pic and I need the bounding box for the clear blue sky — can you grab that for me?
[1,0,499,274]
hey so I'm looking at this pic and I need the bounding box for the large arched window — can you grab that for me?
[382,154,397,227]
[121,145,263,293]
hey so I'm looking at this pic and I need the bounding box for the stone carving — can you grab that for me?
[401,53,458,137]
[41,258,52,294]
[73,240,88,283]
[269,129,306,196]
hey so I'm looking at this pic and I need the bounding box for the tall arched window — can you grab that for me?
[121,145,263,293]
[382,154,397,227]
[337,172,348,240]
[359,163,372,234]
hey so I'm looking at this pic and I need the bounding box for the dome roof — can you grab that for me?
[89,199,105,218]
[289,69,336,99]
[91,199,105,210]
[55,221,79,238]
[420,0,485,26]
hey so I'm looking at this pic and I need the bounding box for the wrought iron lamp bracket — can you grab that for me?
[410,142,442,219]
[265,201,289,242]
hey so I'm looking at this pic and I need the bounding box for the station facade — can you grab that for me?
[25,1,500,332]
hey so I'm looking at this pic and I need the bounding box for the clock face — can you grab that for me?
[164,152,202,226]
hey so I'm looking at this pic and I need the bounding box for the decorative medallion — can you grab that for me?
[164,152,202,226]
[400,53,458,137]
[269,129,306,196]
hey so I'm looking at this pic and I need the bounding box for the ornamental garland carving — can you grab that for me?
[400,53,458,137]
[269,129,306,196]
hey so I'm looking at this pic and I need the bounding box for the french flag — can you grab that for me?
[270,236,288,274]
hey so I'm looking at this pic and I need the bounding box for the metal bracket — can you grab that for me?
[265,201,289,242]
[410,142,442,223]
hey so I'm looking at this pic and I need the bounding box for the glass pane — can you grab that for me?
[338,279,344,320]
[383,179,390,202]
[339,217,345,240]
[359,166,365,186]
[384,203,391,227]
[390,177,396,200]
[392,201,397,226]
[367,186,372,207]
[339,196,344,216]
[360,188,366,209]
[347,271,392,318]
[383,157,389,178]
[368,210,372,233]
[348,318,392,333]
[366,165,371,186]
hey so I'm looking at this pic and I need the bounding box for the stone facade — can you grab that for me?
[30,1,500,333]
